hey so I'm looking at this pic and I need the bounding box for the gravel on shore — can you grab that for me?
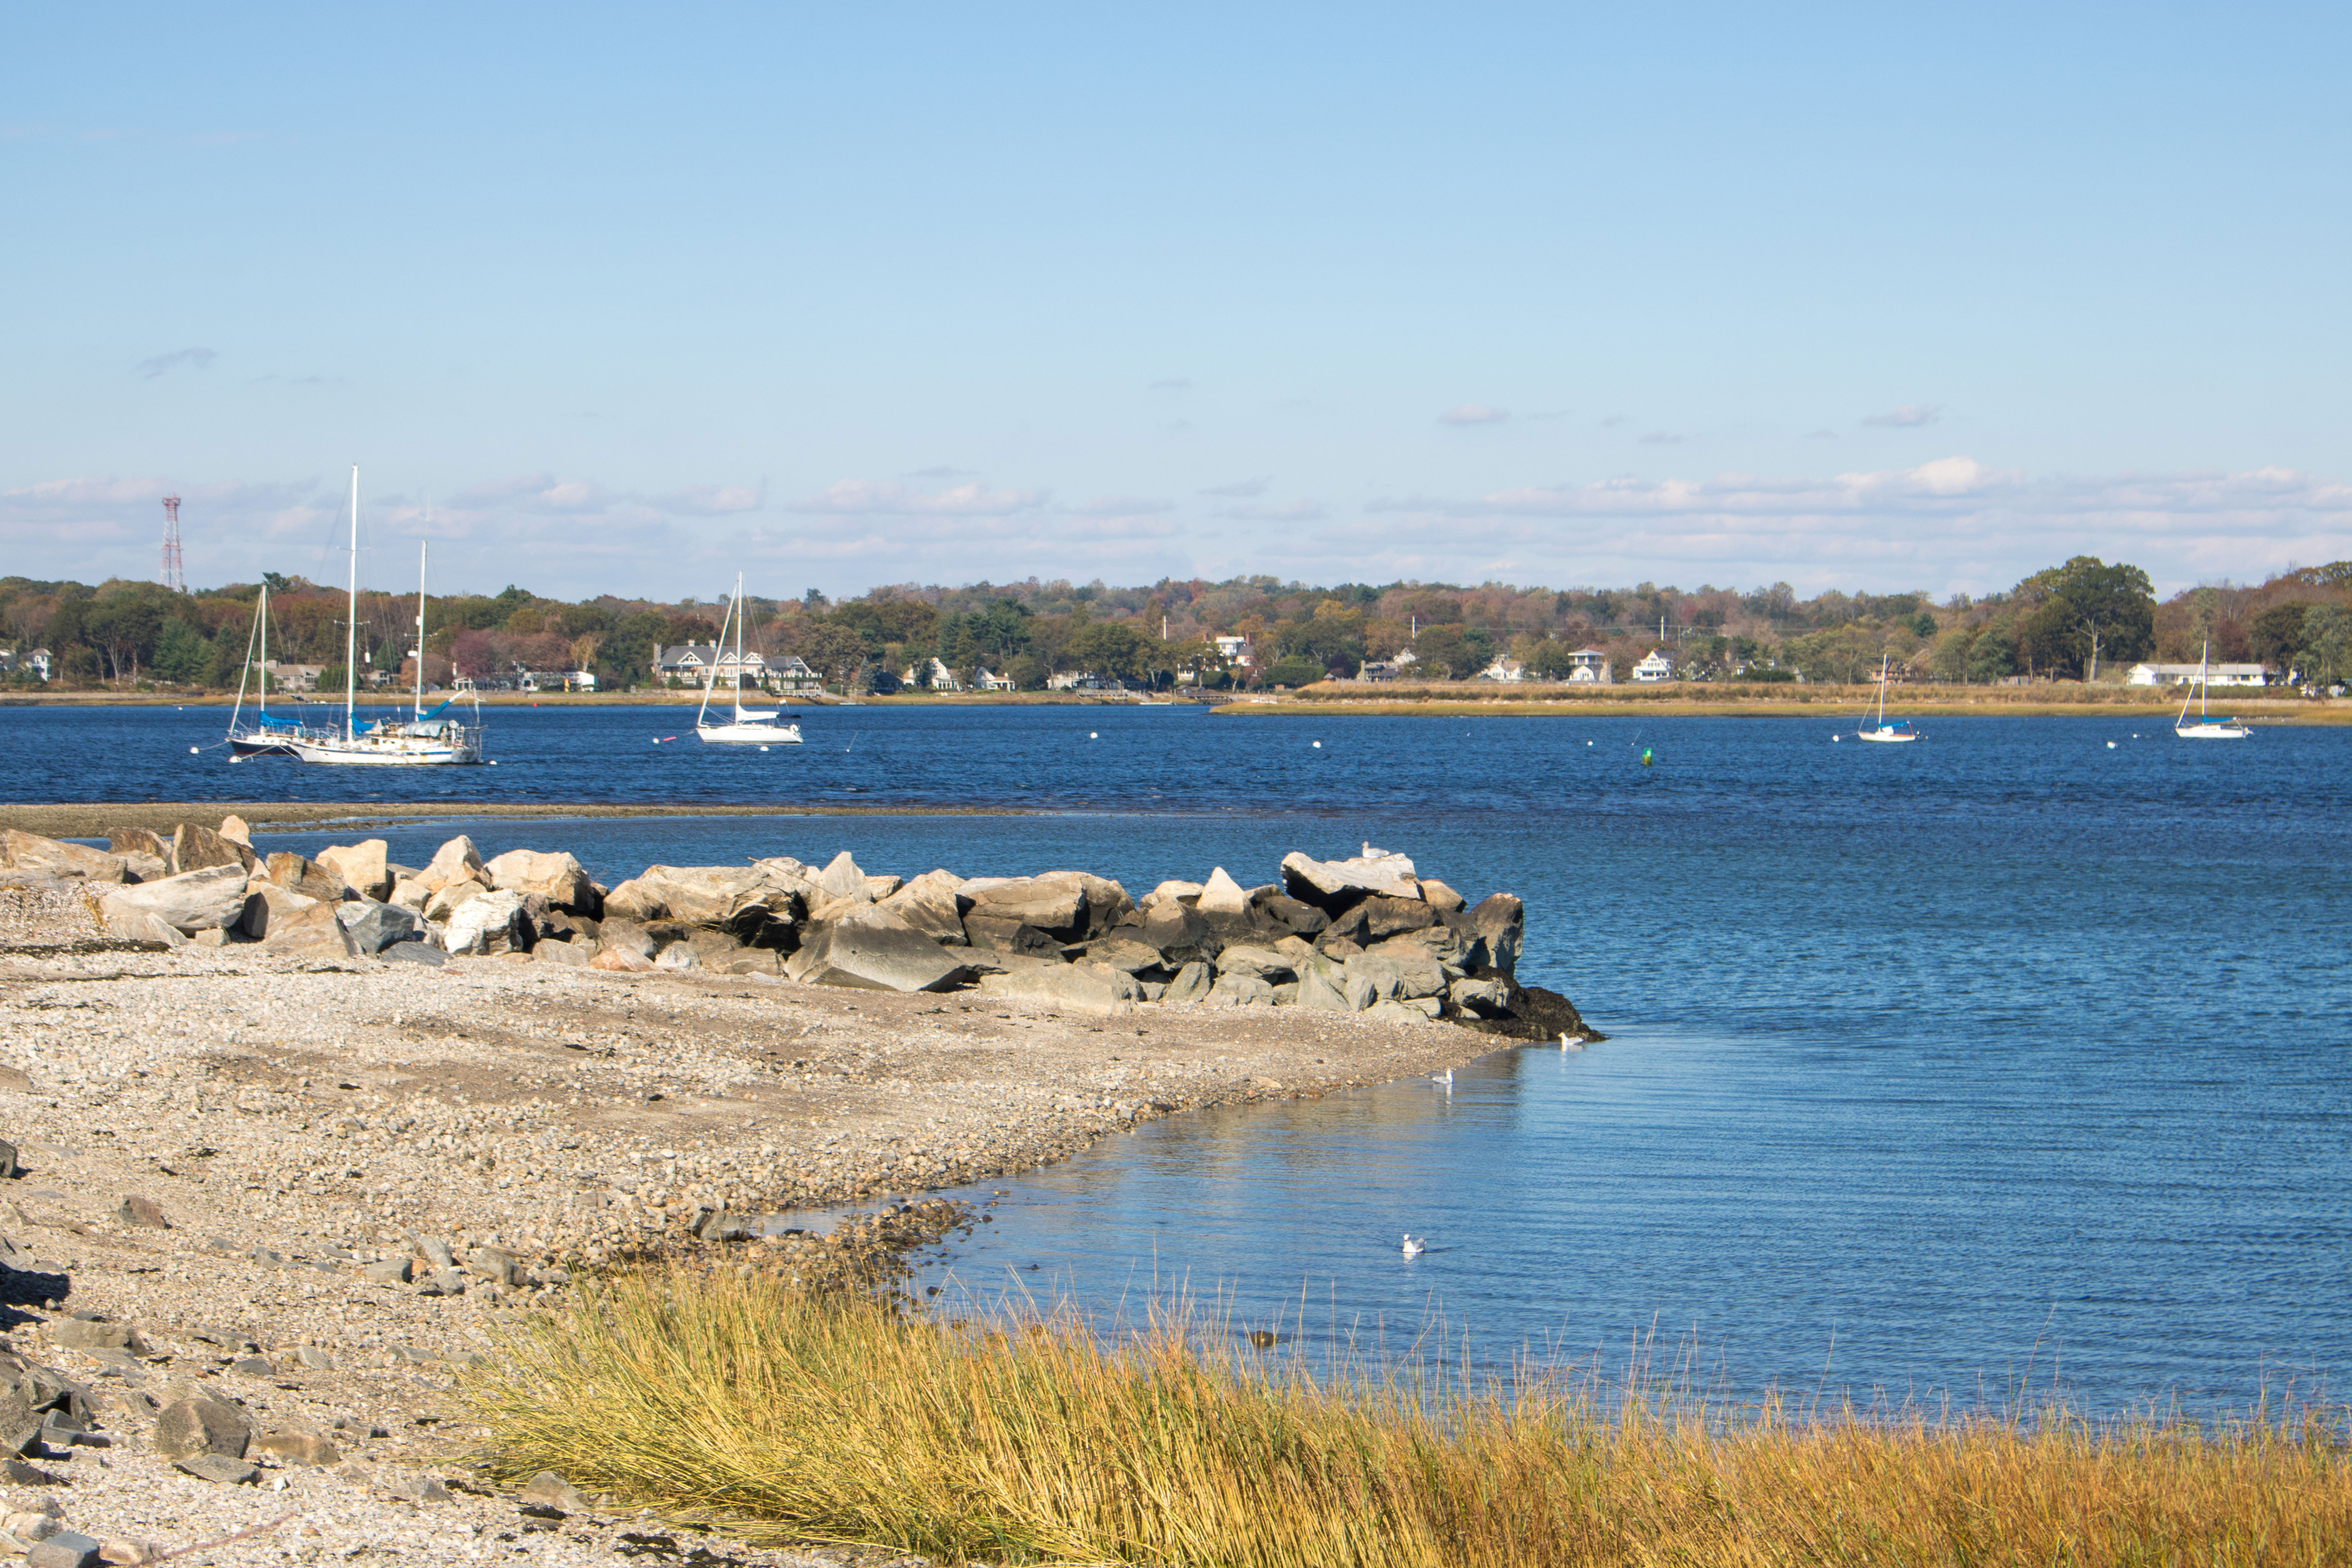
[0,942,1508,1565]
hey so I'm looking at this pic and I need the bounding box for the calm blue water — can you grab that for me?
[7,702,2347,1414]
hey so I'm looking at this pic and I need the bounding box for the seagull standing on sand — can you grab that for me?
[1401,1234,1425,1257]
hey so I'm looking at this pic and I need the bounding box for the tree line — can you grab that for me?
[3,557,2347,694]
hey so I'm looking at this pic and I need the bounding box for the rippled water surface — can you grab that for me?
[10,702,2348,1412]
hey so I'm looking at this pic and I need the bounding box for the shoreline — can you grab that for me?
[0,941,1513,1564]
[0,800,1037,841]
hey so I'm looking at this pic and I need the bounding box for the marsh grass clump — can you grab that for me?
[468,1269,2352,1566]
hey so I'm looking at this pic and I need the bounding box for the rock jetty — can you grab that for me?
[0,824,1586,1039]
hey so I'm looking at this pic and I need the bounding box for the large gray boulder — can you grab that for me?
[1,830,127,883]
[962,916,1065,959]
[1214,945,1296,984]
[976,960,1140,1015]
[107,826,176,873]
[1450,976,1511,1015]
[314,840,393,900]
[1468,893,1524,977]
[338,898,425,954]
[1162,960,1214,1004]
[444,890,531,956]
[1360,895,1437,940]
[962,878,1085,936]
[875,869,968,945]
[603,865,780,928]
[814,850,870,904]
[1080,936,1168,975]
[100,862,251,934]
[154,1397,251,1461]
[1138,900,1221,967]
[1346,944,1447,1000]
[484,848,596,913]
[1293,958,1355,1010]
[1207,972,1275,1007]
[785,911,972,993]
[1279,844,1420,907]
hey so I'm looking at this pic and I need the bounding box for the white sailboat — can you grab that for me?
[1854,654,1919,742]
[224,583,310,756]
[696,575,803,744]
[2174,640,2250,740]
[286,468,486,766]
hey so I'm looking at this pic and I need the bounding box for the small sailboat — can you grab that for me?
[2174,641,2250,740]
[696,574,803,745]
[1854,654,1919,742]
[224,583,310,757]
[286,469,485,766]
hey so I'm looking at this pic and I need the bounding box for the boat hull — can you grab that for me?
[1855,728,1918,742]
[698,722,803,744]
[228,736,300,757]
[2175,723,2250,740]
[285,738,479,765]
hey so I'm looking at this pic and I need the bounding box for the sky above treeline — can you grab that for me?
[5,4,2347,602]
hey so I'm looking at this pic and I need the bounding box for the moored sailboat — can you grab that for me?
[1854,654,1919,742]
[285,468,485,766]
[696,574,803,744]
[224,583,312,757]
[2174,641,2251,740]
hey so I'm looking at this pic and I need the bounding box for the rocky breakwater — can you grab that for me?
[2,823,1590,1040]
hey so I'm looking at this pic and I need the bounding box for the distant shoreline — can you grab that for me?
[0,800,1032,841]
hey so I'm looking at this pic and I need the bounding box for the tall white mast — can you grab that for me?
[344,466,359,738]
[733,571,746,719]
[414,540,429,720]
[258,582,268,717]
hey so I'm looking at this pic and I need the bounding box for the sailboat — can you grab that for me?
[2174,640,2250,739]
[696,575,803,744]
[1854,654,1919,742]
[286,468,486,766]
[224,583,311,757]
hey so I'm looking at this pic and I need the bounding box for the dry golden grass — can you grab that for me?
[468,1270,2352,1567]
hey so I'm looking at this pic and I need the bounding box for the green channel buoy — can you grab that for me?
[1641,748,1654,767]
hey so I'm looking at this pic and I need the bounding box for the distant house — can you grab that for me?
[654,644,768,685]
[0,648,48,681]
[899,657,964,692]
[2127,661,2268,688]
[564,669,598,693]
[1630,650,1676,683]
[1476,656,1526,682]
[1211,635,1254,669]
[1359,659,1403,681]
[1048,671,1128,692]
[262,660,324,692]
[767,655,824,693]
[974,668,1016,691]
[1567,647,1612,684]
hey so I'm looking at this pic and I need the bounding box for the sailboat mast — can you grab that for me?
[256,583,268,717]
[414,541,429,720]
[733,572,746,718]
[344,466,359,738]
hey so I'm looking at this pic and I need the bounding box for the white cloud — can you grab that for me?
[1438,403,1509,426]
[1863,403,1943,428]
[135,347,216,378]
[1219,500,1326,522]
[787,479,1050,516]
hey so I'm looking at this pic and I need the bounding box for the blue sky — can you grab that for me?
[4,3,2347,601]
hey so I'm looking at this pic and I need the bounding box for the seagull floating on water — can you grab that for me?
[1431,1069,1453,1089]
[1401,1234,1425,1257]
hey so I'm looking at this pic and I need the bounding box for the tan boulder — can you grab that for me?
[1195,866,1251,919]
[483,849,595,912]
[107,827,176,873]
[264,852,352,902]
[388,876,432,912]
[874,869,967,944]
[240,883,321,939]
[99,862,250,934]
[172,822,256,874]
[589,943,654,972]
[314,840,392,900]
[0,829,128,883]
[261,899,360,960]
[218,814,253,847]
[416,835,484,892]
[424,879,487,923]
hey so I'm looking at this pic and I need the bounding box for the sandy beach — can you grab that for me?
[0,938,1508,1566]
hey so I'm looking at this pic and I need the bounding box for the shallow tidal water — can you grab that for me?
[14,701,2349,1414]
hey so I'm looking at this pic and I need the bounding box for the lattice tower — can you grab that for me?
[160,495,185,592]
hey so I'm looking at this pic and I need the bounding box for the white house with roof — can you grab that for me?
[0,648,52,681]
[973,668,1016,690]
[654,644,768,685]
[1476,655,1526,682]
[2127,661,2267,687]
[1630,650,1676,683]
[1567,647,1613,684]
[898,657,964,691]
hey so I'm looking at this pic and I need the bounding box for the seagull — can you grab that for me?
[1431,1069,1453,1089]
[1401,1234,1425,1257]
[1560,1032,1585,1051]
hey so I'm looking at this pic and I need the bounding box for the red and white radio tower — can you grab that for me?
[160,495,185,592]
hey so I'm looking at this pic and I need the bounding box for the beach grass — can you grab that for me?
[468,1268,2352,1566]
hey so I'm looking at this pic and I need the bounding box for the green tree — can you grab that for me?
[2297,604,2352,686]
[2250,601,2321,669]
[1068,620,1150,680]
[1966,621,2017,682]
[2034,557,2154,677]
[152,618,212,685]
[1928,626,1974,683]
